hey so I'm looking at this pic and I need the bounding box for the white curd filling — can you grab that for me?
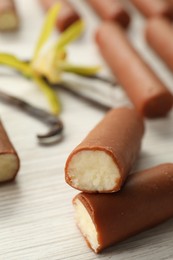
[74,198,99,253]
[0,13,18,30]
[67,150,120,192]
[0,154,18,182]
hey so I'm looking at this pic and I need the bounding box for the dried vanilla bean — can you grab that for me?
[70,73,117,87]
[49,81,112,111]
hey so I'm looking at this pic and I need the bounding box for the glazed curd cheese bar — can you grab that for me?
[87,0,130,29]
[65,107,144,193]
[73,163,173,253]
[131,0,173,20]
[0,0,19,31]
[39,0,80,32]
[95,22,173,118]
[146,17,173,72]
[0,120,20,182]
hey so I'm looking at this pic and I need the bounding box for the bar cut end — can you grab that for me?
[65,150,121,192]
[0,12,18,31]
[143,91,173,118]
[73,197,100,253]
[0,154,19,182]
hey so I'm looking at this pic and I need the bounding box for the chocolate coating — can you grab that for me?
[87,0,130,29]
[39,0,80,32]
[65,107,144,193]
[169,0,173,7]
[146,17,173,72]
[95,22,173,118]
[74,163,173,253]
[131,0,173,20]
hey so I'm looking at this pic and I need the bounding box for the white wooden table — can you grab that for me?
[0,1,173,259]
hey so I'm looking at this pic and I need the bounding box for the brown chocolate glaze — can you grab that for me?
[87,0,130,29]
[95,22,173,118]
[131,0,173,20]
[169,0,173,7]
[39,0,80,32]
[65,107,144,192]
[74,163,173,253]
[146,17,173,72]
[0,120,20,182]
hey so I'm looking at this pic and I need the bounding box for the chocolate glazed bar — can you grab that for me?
[131,0,173,20]
[95,22,173,118]
[73,163,173,253]
[65,107,144,193]
[0,0,19,31]
[87,0,130,29]
[39,0,80,32]
[0,120,20,182]
[146,17,173,72]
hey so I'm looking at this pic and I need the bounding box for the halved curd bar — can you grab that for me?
[65,107,144,193]
[0,120,20,182]
[73,163,173,253]
[0,0,19,31]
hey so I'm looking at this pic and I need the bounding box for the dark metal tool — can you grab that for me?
[0,89,63,145]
